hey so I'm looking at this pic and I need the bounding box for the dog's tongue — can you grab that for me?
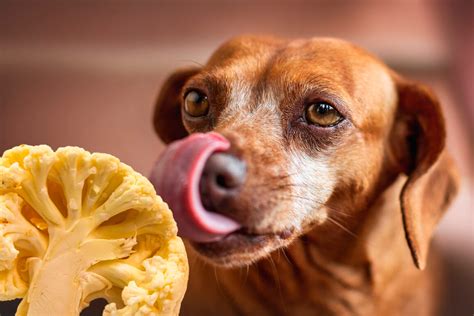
[150,132,241,242]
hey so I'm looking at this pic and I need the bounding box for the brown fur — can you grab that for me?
[153,35,459,315]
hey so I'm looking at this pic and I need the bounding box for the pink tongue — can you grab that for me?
[150,132,242,242]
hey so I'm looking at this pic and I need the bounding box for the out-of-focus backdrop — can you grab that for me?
[1,0,472,314]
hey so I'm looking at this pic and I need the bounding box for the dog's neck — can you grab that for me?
[183,176,436,316]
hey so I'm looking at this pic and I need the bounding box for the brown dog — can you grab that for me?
[151,36,459,315]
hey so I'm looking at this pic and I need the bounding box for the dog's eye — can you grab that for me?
[305,102,343,127]
[184,90,209,117]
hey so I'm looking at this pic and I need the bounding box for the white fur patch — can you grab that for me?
[229,79,252,112]
[288,150,334,228]
[220,79,282,140]
[217,78,252,127]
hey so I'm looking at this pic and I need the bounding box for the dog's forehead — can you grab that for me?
[207,35,285,67]
[207,37,388,85]
[204,37,397,129]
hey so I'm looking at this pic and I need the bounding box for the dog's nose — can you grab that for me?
[199,152,246,215]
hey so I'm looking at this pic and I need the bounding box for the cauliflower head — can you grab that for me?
[0,145,188,315]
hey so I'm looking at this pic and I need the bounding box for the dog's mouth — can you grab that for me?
[149,132,297,266]
[190,226,296,267]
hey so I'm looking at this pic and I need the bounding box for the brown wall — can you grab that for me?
[1,1,472,314]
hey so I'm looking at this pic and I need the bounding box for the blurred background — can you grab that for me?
[1,0,472,314]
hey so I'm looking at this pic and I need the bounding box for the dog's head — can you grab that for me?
[151,36,458,270]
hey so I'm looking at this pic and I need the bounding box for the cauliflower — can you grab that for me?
[0,145,188,315]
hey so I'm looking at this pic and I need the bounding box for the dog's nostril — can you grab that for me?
[205,153,246,189]
[216,174,231,189]
[200,152,246,212]
[214,167,244,189]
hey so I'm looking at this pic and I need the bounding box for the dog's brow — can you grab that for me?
[186,72,230,98]
[187,73,220,89]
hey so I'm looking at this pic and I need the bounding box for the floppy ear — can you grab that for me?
[390,76,459,270]
[153,68,201,144]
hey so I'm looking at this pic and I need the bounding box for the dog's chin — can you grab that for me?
[189,228,297,268]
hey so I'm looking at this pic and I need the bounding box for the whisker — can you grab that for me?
[267,255,285,310]
[266,184,301,191]
[249,185,354,218]
[259,172,299,182]
[213,267,223,294]
[285,194,327,205]
[267,174,291,180]
[285,194,353,217]
[276,248,281,263]
[326,216,359,239]
[251,181,301,190]
[176,59,205,67]
[243,264,250,286]
[281,248,293,267]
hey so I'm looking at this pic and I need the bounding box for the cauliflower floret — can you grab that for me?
[0,145,188,315]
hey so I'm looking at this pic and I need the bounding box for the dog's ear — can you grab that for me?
[153,68,201,143]
[390,76,459,270]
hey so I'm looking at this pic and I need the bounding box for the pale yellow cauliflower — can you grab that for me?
[0,145,188,315]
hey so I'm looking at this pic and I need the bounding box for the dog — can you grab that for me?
[150,35,459,315]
